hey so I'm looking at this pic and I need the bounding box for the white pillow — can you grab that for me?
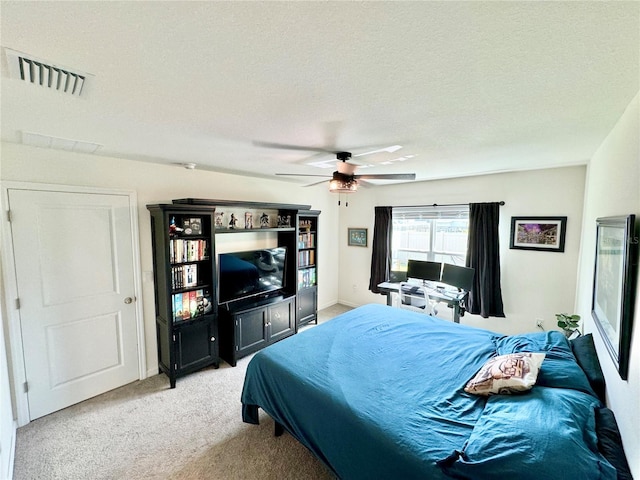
[464,352,546,396]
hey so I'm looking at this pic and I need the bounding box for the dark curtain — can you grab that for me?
[465,202,505,318]
[368,206,393,294]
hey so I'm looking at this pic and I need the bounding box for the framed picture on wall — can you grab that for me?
[509,216,567,252]
[348,228,368,247]
[591,214,637,380]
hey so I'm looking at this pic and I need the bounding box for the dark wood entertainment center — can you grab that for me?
[147,198,320,386]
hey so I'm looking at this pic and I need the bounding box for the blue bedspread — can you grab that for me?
[241,304,615,479]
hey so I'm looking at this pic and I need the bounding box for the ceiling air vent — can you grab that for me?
[4,48,92,96]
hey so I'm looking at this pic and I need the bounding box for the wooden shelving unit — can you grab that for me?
[146,204,220,388]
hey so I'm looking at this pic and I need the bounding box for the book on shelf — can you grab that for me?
[189,290,197,318]
[170,239,208,264]
[171,264,199,289]
[182,293,190,320]
[298,232,315,248]
[172,289,213,322]
[173,294,183,321]
[298,249,315,267]
[298,267,316,289]
[185,264,198,287]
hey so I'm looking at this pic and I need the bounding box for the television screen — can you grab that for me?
[218,247,287,303]
[441,263,475,291]
[407,260,441,282]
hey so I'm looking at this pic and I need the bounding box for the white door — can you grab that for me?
[7,188,140,420]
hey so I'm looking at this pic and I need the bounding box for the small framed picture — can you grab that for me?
[260,212,270,228]
[245,212,253,229]
[189,218,202,235]
[182,217,202,235]
[509,216,567,252]
[348,228,368,247]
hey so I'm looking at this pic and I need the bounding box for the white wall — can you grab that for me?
[0,143,341,380]
[338,166,587,335]
[575,93,639,477]
[0,285,16,480]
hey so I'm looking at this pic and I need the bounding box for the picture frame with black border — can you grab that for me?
[509,216,567,252]
[591,214,637,380]
[348,228,368,247]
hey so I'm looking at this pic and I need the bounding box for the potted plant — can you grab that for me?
[556,313,581,338]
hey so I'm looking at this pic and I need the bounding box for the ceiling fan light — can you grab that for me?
[329,178,358,193]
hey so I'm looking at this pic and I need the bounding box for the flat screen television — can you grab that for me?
[218,247,287,304]
[407,260,442,282]
[441,263,475,292]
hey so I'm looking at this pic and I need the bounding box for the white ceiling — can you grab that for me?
[1,1,638,186]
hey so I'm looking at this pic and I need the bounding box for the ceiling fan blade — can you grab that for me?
[352,145,403,157]
[354,173,416,180]
[276,173,332,178]
[254,140,337,154]
[303,179,330,187]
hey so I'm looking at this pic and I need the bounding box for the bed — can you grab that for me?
[241,304,632,479]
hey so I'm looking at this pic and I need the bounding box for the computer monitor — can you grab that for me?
[389,270,408,283]
[440,263,475,291]
[406,260,441,282]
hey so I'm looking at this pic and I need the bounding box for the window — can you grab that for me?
[391,206,469,273]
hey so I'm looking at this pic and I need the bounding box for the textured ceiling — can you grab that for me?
[1,1,638,185]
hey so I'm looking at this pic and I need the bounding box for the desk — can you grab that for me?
[377,282,468,323]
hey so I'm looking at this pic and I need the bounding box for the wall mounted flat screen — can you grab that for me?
[441,263,475,291]
[407,260,441,282]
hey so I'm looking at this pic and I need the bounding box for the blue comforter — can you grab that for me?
[241,304,615,479]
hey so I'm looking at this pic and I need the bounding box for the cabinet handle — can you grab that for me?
[124,297,133,304]
[210,337,215,342]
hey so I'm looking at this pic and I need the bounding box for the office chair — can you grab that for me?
[395,282,434,316]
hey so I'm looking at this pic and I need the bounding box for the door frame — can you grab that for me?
[1,181,147,426]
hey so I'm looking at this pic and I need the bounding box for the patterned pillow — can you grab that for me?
[464,352,546,395]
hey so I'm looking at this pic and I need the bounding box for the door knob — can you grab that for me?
[124,297,133,304]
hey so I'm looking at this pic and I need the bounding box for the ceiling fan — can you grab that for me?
[255,141,417,194]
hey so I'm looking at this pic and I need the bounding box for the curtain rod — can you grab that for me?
[392,201,505,208]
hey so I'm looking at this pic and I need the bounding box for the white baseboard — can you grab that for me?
[3,419,17,480]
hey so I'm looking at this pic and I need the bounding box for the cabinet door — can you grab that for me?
[297,287,317,326]
[176,317,217,371]
[236,309,268,357]
[269,299,295,343]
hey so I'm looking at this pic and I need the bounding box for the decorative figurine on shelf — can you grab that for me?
[169,216,183,236]
[260,212,270,228]
[229,213,238,229]
[277,215,291,228]
[215,212,224,228]
[245,212,253,229]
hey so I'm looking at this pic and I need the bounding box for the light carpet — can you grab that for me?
[13,304,352,479]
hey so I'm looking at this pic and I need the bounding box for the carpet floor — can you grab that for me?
[13,304,352,479]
